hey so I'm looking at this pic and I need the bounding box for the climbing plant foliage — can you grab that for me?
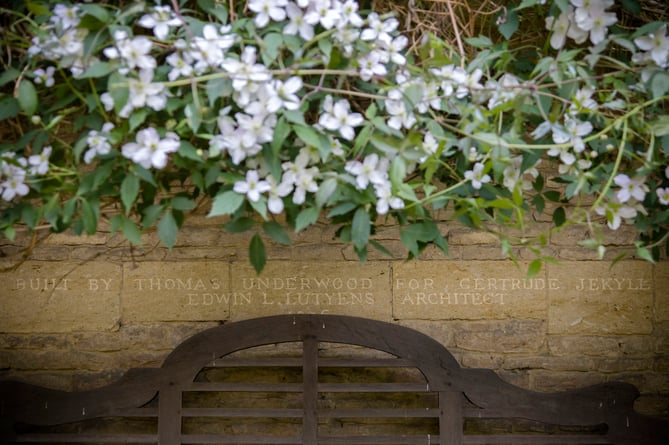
[1,0,669,273]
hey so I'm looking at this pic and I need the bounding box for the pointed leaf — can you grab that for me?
[295,207,319,232]
[121,217,142,245]
[209,191,244,217]
[552,207,566,227]
[527,259,542,278]
[352,207,371,250]
[120,174,139,215]
[249,233,267,274]
[263,221,291,245]
[158,211,179,248]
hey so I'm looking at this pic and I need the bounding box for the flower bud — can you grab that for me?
[31,115,42,125]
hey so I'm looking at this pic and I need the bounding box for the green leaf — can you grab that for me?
[206,77,232,106]
[134,165,158,187]
[552,207,566,227]
[172,196,196,211]
[142,204,164,229]
[295,207,319,232]
[650,71,669,100]
[636,244,656,263]
[262,33,283,62]
[390,157,406,190]
[21,205,38,229]
[185,103,202,132]
[197,0,228,23]
[76,61,114,79]
[120,174,139,215]
[544,190,561,202]
[129,109,148,132]
[369,239,393,258]
[328,202,357,218]
[497,10,519,40]
[121,216,142,246]
[209,191,245,217]
[293,125,331,158]
[178,141,202,161]
[0,97,20,121]
[315,177,337,208]
[0,68,20,87]
[249,233,267,274]
[249,197,268,220]
[351,207,371,251]
[631,21,665,39]
[80,198,99,235]
[402,84,424,108]
[158,211,179,248]
[527,259,542,278]
[263,220,291,245]
[650,115,669,137]
[108,72,129,115]
[464,36,493,48]
[26,1,50,16]
[79,3,110,22]
[620,0,641,14]
[17,80,38,116]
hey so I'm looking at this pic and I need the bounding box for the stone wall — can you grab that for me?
[1,213,668,419]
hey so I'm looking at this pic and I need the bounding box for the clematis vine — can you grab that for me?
[2,0,669,271]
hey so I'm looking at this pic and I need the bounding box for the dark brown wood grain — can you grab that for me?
[1,314,667,444]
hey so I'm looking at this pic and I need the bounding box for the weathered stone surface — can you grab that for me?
[654,261,669,322]
[459,352,504,369]
[547,261,653,334]
[502,355,596,372]
[547,335,654,357]
[123,261,230,322]
[392,261,548,320]
[229,262,391,320]
[0,261,121,333]
[529,370,604,392]
[451,320,546,353]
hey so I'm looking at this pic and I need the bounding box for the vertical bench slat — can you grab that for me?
[158,384,182,445]
[440,390,463,445]
[302,336,318,445]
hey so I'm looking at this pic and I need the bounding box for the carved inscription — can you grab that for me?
[547,262,653,335]
[229,263,391,320]
[0,259,660,328]
[392,261,547,320]
[0,261,121,332]
[123,262,232,321]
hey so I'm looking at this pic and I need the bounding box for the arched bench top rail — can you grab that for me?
[1,314,667,445]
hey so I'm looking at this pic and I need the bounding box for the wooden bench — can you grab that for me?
[1,314,667,444]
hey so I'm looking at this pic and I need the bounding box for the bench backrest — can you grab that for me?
[1,314,667,444]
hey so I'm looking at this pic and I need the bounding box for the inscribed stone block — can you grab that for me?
[122,261,230,321]
[0,261,121,332]
[392,261,548,320]
[229,262,391,320]
[654,261,669,322]
[547,261,653,334]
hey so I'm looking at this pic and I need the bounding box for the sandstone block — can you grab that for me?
[451,320,546,353]
[529,370,604,392]
[123,261,230,322]
[0,261,121,333]
[229,262,391,320]
[392,261,548,320]
[547,335,654,357]
[547,261,653,334]
[654,261,669,322]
